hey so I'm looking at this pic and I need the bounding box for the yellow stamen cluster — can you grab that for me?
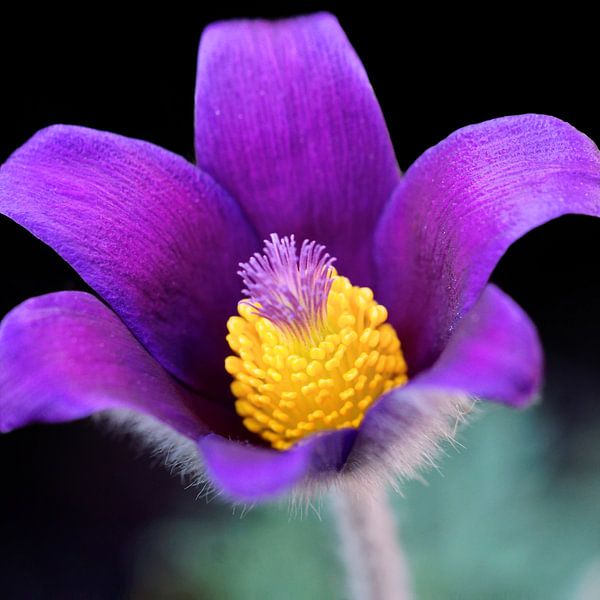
[225,275,408,450]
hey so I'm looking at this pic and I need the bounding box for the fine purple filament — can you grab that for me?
[238,234,336,341]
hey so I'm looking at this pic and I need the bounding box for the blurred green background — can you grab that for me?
[3,401,600,599]
[122,405,600,600]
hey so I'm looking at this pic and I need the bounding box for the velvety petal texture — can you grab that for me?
[199,428,358,503]
[0,125,258,395]
[195,12,400,286]
[376,114,600,371]
[0,292,208,438]
[2,11,597,507]
[419,285,543,407]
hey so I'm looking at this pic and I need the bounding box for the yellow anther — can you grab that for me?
[326,333,341,346]
[368,304,388,326]
[354,352,369,368]
[224,356,243,375]
[325,357,341,371]
[379,327,393,348]
[231,381,251,397]
[310,347,326,360]
[262,332,278,345]
[367,351,379,367]
[273,409,290,422]
[343,368,359,382]
[288,356,308,371]
[238,335,254,348]
[369,373,383,390]
[339,388,355,401]
[358,396,373,411]
[367,330,380,348]
[243,362,265,378]
[359,328,373,345]
[355,375,367,392]
[355,295,369,311]
[298,421,316,432]
[238,302,258,321]
[307,360,323,377]
[316,389,331,404]
[338,314,356,328]
[341,330,358,346]
[334,345,347,360]
[324,411,339,425]
[375,356,387,373]
[258,383,276,394]
[254,412,269,425]
[320,340,336,354]
[291,372,308,383]
[268,420,285,434]
[301,382,318,397]
[267,368,282,382]
[226,335,240,352]
[234,400,253,416]
[254,394,271,407]
[308,410,325,422]
[227,316,246,335]
[247,376,263,388]
[243,418,262,433]
[226,271,408,450]
[318,378,335,389]
[339,401,354,416]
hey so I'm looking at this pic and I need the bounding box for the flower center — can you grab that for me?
[225,234,408,450]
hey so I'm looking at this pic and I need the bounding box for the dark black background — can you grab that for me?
[1,5,599,598]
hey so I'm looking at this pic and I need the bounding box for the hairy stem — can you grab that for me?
[331,483,413,600]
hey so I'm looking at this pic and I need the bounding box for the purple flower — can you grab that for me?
[1,13,599,503]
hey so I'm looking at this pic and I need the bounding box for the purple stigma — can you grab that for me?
[238,234,336,340]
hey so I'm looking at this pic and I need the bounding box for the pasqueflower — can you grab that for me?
[1,13,599,503]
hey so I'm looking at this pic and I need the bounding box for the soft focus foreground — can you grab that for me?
[2,404,600,599]
[130,408,600,600]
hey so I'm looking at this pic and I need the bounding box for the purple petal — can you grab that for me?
[0,125,258,395]
[199,429,357,503]
[0,292,238,438]
[375,114,600,372]
[419,284,543,407]
[347,285,543,474]
[198,285,540,502]
[195,12,399,286]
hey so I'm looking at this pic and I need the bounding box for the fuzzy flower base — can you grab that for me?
[96,392,473,505]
